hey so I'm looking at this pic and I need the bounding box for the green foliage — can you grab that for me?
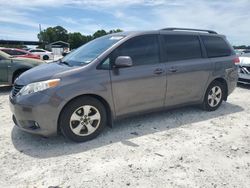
[0,44,27,49]
[38,26,123,49]
[38,26,68,43]
[68,32,87,49]
[233,45,250,49]
[92,30,107,39]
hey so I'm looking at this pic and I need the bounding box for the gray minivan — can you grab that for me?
[9,28,239,142]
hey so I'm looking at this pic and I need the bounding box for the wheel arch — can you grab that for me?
[12,68,30,83]
[207,77,228,101]
[57,93,113,134]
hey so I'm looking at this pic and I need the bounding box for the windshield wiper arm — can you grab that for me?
[59,59,70,66]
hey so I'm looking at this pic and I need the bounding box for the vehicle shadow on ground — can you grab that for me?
[0,86,12,95]
[237,83,250,89]
[11,101,244,159]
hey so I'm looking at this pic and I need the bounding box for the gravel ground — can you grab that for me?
[0,85,250,188]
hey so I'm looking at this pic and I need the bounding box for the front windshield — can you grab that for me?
[62,35,124,66]
[0,50,12,59]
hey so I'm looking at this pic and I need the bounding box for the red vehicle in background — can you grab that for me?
[0,48,40,60]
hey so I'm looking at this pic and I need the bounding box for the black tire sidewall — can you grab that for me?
[43,55,49,60]
[59,97,107,142]
[13,71,24,84]
[203,81,225,111]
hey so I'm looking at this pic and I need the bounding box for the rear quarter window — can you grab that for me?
[201,36,232,58]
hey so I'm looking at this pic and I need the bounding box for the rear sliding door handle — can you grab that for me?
[154,68,164,75]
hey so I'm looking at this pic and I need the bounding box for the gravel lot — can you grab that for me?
[0,85,250,188]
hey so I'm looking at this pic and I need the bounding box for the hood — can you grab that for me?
[12,57,44,66]
[239,57,250,66]
[15,62,78,85]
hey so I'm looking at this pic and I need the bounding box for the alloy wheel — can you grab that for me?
[208,86,222,107]
[69,105,101,136]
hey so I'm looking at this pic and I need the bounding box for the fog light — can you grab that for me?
[29,121,40,130]
[34,122,40,128]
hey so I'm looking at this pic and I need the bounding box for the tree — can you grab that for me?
[68,32,87,49]
[38,26,68,44]
[37,26,123,49]
[92,30,107,39]
[108,29,123,34]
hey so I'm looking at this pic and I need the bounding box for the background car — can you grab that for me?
[28,49,53,60]
[238,52,250,84]
[0,50,44,85]
[0,48,40,60]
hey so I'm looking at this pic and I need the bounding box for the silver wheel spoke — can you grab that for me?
[215,90,221,95]
[214,97,220,103]
[72,124,84,134]
[89,112,100,121]
[212,87,216,94]
[83,105,91,116]
[210,99,214,106]
[70,113,81,121]
[208,95,213,100]
[85,123,96,134]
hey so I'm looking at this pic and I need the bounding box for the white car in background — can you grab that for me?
[238,52,250,84]
[28,49,53,60]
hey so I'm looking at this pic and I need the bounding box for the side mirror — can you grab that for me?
[114,56,133,68]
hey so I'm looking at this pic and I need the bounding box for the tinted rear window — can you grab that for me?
[201,36,232,58]
[161,35,202,62]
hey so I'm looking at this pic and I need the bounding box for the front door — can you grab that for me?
[0,57,9,83]
[110,35,167,116]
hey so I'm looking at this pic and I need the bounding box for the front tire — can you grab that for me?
[59,97,107,142]
[12,70,26,84]
[202,81,225,111]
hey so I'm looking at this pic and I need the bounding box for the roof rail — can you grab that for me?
[161,28,217,34]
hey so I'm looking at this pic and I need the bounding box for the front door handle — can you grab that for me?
[154,68,164,75]
[169,67,178,73]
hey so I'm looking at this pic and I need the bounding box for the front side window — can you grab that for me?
[162,35,202,62]
[14,50,27,55]
[201,36,232,58]
[37,50,45,52]
[110,35,159,66]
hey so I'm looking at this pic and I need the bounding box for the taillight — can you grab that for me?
[234,57,240,65]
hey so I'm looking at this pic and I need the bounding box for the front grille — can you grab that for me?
[238,78,250,84]
[12,84,24,97]
[239,66,250,74]
[245,66,250,72]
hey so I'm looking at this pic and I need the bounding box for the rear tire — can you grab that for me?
[59,97,107,142]
[202,81,225,111]
[43,55,49,60]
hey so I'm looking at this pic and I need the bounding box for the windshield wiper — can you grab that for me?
[59,59,70,66]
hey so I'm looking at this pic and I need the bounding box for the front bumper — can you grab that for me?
[9,92,63,137]
[238,66,250,84]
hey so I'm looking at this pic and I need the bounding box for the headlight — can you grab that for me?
[18,79,60,96]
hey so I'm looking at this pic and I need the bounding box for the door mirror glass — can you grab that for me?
[114,56,133,68]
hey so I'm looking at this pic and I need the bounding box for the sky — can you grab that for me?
[0,0,250,45]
